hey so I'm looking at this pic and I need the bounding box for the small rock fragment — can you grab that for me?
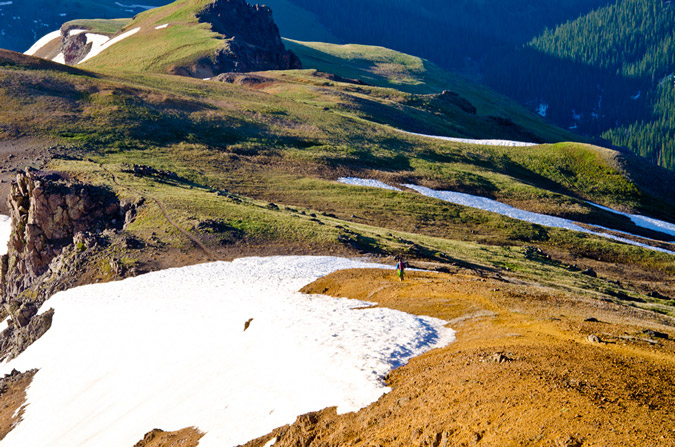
[586,334,602,344]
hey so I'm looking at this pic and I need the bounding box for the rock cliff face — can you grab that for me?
[1,170,122,301]
[0,170,125,361]
[60,30,91,65]
[192,0,301,74]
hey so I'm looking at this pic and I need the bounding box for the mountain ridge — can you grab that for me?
[0,1,674,445]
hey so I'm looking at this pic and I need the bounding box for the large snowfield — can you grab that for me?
[338,177,675,254]
[0,255,455,447]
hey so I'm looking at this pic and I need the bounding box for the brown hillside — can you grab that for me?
[237,268,675,447]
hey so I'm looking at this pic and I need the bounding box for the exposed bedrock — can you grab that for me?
[1,169,122,300]
[60,30,92,65]
[189,0,302,75]
[0,169,127,360]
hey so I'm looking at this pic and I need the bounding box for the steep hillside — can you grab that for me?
[0,48,673,309]
[234,0,675,171]
[75,0,300,75]
[527,0,675,170]
[25,0,300,76]
[14,1,675,171]
[283,40,579,144]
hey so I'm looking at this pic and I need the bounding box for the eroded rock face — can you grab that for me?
[0,170,124,360]
[0,310,53,361]
[1,169,122,300]
[191,0,302,75]
[60,30,91,65]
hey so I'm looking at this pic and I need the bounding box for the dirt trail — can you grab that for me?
[100,164,216,261]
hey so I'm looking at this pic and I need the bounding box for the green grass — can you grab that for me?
[63,18,131,36]
[79,0,222,73]
[48,156,675,316]
[284,39,582,144]
[3,45,675,316]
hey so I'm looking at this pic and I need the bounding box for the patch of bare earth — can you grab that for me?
[0,368,37,440]
[133,427,204,447]
[239,269,675,447]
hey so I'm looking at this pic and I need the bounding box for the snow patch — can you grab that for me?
[114,2,156,9]
[588,202,675,238]
[0,1,13,5]
[52,52,65,64]
[399,130,536,147]
[67,28,87,36]
[155,23,169,29]
[1,256,455,447]
[338,177,401,191]
[405,184,675,255]
[79,27,140,64]
[631,91,641,100]
[536,102,548,118]
[0,214,10,256]
[23,29,60,55]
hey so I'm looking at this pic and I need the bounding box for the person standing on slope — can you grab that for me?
[396,257,406,281]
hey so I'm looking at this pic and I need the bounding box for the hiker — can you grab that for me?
[396,257,405,281]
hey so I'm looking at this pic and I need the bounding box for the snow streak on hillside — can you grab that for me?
[405,184,674,254]
[79,27,140,63]
[1,256,455,447]
[23,30,60,56]
[589,202,675,238]
[399,130,537,147]
[337,178,675,255]
[337,177,401,191]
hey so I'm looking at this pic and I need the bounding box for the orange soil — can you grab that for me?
[4,268,674,446]
[0,369,36,441]
[240,268,675,447]
[133,427,204,447]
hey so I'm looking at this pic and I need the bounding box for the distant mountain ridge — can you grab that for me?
[25,0,301,77]
[251,0,675,171]
[12,0,675,169]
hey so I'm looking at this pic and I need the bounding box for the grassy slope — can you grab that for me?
[2,48,674,316]
[284,40,581,144]
[65,0,586,147]
[79,0,222,73]
[63,18,131,36]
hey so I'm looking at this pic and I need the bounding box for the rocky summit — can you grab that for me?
[192,0,302,74]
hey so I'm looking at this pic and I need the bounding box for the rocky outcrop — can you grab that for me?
[60,30,91,65]
[0,310,53,361]
[240,407,340,447]
[1,169,123,301]
[189,0,301,75]
[0,170,127,360]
